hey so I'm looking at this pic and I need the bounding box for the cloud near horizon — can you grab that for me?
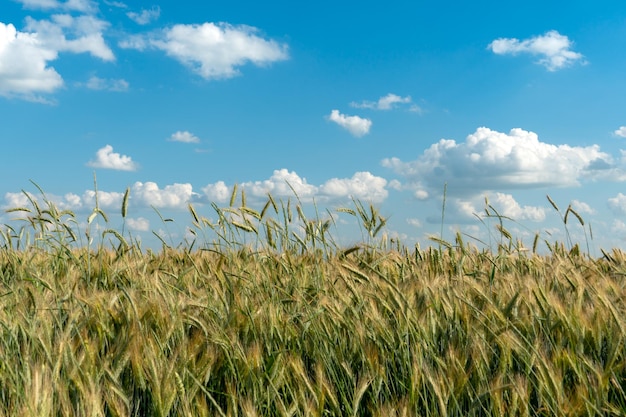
[382,127,617,199]
[3,169,390,214]
[202,169,389,204]
[488,30,585,71]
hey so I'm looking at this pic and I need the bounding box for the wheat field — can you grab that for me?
[0,185,624,416]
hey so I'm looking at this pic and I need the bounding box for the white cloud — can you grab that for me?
[201,181,231,203]
[0,13,114,99]
[414,190,429,200]
[614,127,626,138]
[15,0,97,13]
[382,127,615,196]
[612,220,626,240]
[328,110,372,137]
[24,14,114,61]
[448,193,544,224]
[240,169,318,200]
[168,131,200,143]
[132,182,194,209]
[407,218,422,228]
[63,192,82,209]
[388,179,402,191]
[0,22,62,99]
[120,22,288,79]
[127,6,160,25]
[202,169,389,204]
[3,192,34,210]
[488,30,585,71]
[571,199,594,215]
[351,93,412,110]
[81,189,124,209]
[87,145,138,171]
[84,76,128,91]
[490,193,546,222]
[103,1,126,8]
[126,217,150,231]
[3,190,109,213]
[608,193,626,216]
[319,172,388,203]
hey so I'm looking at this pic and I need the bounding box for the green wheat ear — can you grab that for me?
[121,187,130,219]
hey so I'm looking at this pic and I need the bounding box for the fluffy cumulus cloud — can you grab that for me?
[84,76,128,91]
[614,127,626,138]
[2,189,120,213]
[81,189,124,209]
[351,93,413,110]
[168,131,200,143]
[127,6,160,25]
[0,22,62,98]
[488,30,585,71]
[328,110,372,137]
[0,12,114,99]
[87,145,138,171]
[126,217,150,231]
[319,172,388,203]
[382,127,615,197]
[3,192,35,210]
[120,22,288,79]
[571,199,595,215]
[200,169,389,204]
[201,181,231,203]
[488,193,546,221]
[240,169,318,200]
[132,182,194,209]
[442,193,545,225]
[608,193,626,216]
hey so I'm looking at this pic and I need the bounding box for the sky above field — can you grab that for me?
[3,0,626,253]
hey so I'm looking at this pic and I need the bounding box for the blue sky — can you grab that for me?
[3,0,626,253]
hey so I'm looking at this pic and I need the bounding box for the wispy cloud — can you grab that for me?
[87,145,138,171]
[127,6,160,25]
[120,22,288,79]
[168,131,200,143]
[103,0,126,8]
[84,76,128,91]
[15,0,97,13]
[351,93,413,110]
[328,109,372,137]
[24,14,114,61]
[488,30,585,71]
